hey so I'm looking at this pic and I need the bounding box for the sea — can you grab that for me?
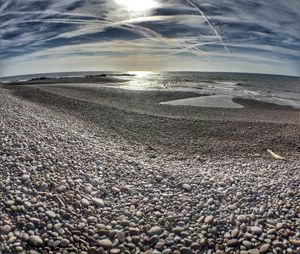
[1,71,299,109]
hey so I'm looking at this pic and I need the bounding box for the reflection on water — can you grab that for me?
[160,95,244,108]
[9,71,299,109]
[119,71,166,90]
[127,71,156,78]
[114,72,300,109]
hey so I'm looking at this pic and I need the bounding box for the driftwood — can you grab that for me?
[267,149,286,160]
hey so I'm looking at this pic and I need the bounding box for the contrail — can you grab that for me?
[111,17,213,57]
[118,22,209,57]
[0,1,10,13]
[170,41,218,56]
[1,9,212,59]
[185,0,230,53]
[12,15,210,58]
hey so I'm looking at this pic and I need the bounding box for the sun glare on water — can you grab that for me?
[120,71,158,90]
[127,71,155,78]
[114,0,160,13]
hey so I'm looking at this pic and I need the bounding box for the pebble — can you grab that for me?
[116,231,125,242]
[248,249,260,254]
[260,244,270,253]
[28,236,43,247]
[148,226,163,236]
[182,184,191,191]
[273,241,285,249]
[81,198,90,206]
[45,210,56,218]
[180,247,192,254]
[204,215,214,224]
[110,249,121,254]
[98,239,113,248]
[92,197,104,207]
[20,174,30,181]
[227,239,240,247]
[251,226,262,235]
[15,246,23,252]
[0,87,298,254]
[242,240,253,248]
[237,215,247,222]
[0,225,11,234]
[60,238,70,248]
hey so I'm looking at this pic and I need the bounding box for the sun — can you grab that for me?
[114,0,160,13]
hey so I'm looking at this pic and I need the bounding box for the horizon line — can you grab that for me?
[1,70,299,79]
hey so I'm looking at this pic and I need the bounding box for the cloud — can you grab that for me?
[0,0,299,76]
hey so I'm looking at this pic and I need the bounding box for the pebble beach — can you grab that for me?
[0,84,299,254]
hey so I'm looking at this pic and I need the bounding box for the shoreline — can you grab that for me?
[2,84,300,158]
[3,81,300,122]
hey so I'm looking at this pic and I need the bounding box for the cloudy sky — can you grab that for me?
[0,0,299,77]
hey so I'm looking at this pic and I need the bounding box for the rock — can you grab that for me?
[116,231,125,242]
[0,225,11,234]
[6,200,14,206]
[15,246,23,252]
[8,236,17,243]
[59,239,70,248]
[62,212,71,220]
[150,235,160,245]
[180,247,192,254]
[92,197,104,207]
[91,178,100,187]
[39,182,48,191]
[182,184,191,191]
[28,251,40,254]
[24,201,32,208]
[237,215,247,222]
[110,249,121,254]
[289,239,300,246]
[236,192,243,198]
[129,227,140,235]
[248,249,259,254]
[231,229,239,238]
[243,240,253,248]
[204,215,214,224]
[227,239,240,247]
[272,241,285,249]
[260,244,270,253]
[45,210,56,218]
[28,235,43,247]
[251,226,262,235]
[148,226,163,236]
[98,239,113,248]
[172,226,184,234]
[81,198,90,207]
[20,174,30,181]
[112,187,120,193]
[155,240,165,250]
[207,198,214,205]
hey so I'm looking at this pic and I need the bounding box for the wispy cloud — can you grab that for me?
[0,0,299,76]
[184,0,230,52]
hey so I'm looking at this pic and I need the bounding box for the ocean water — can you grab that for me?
[116,72,300,108]
[1,71,299,108]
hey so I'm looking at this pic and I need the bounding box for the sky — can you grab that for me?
[0,0,299,77]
